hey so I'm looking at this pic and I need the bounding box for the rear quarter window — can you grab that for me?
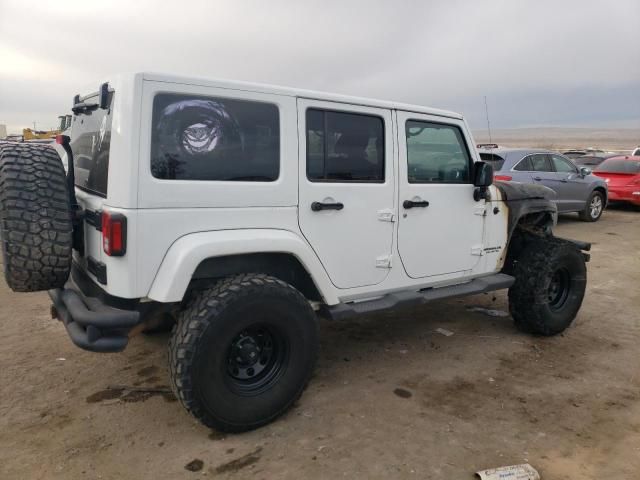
[151,93,280,181]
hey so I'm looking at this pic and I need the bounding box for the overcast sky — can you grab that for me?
[1,0,639,134]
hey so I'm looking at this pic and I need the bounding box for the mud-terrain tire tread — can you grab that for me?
[168,273,319,432]
[508,236,586,336]
[0,143,72,292]
[579,190,604,222]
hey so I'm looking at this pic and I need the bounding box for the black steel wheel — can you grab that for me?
[168,273,318,432]
[225,325,289,396]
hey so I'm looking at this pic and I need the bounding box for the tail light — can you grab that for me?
[494,175,513,181]
[102,211,127,256]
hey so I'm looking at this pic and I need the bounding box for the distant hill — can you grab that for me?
[473,127,639,153]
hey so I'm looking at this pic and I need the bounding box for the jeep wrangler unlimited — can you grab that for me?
[0,73,590,432]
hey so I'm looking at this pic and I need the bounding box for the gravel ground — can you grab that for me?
[0,206,638,479]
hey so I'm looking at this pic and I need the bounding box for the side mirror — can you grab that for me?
[473,161,493,201]
[580,167,592,177]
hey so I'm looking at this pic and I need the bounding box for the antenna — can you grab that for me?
[484,96,493,145]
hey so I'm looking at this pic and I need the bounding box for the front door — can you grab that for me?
[297,99,395,289]
[396,112,484,279]
[549,153,589,211]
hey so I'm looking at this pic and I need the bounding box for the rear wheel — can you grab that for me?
[0,144,72,292]
[508,237,586,335]
[168,273,318,432]
[579,190,604,222]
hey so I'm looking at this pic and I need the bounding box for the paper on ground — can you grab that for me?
[435,327,454,337]
[467,306,510,317]
[476,463,540,480]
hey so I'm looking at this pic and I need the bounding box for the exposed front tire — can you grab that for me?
[579,190,605,222]
[168,273,319,432]
[0,144,72,292]
[508,237,586,336]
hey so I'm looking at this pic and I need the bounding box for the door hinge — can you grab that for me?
[474,205,487,216]
[376,254,392,268]
[377,208,395,222]
[471,245,484,256]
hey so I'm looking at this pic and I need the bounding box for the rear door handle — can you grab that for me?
[311,201,344,212]
[403,199,429,209]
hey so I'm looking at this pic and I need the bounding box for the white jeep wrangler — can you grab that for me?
[0,73,590,432]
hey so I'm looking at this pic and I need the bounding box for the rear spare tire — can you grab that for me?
[0,143,72,292]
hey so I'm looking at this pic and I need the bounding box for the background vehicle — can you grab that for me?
[572,153,620,168]
[593,155,640,207]
[0,73,590,433]
[478,147,608,221]
[632,147,640,156]
[562,148,605,159]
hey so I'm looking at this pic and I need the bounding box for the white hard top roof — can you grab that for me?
[141,72,463,120]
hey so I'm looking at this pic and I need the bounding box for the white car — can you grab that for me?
[632,146,640,156]
[0,73,591,432]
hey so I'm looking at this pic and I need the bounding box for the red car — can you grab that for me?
[593,156,640,206]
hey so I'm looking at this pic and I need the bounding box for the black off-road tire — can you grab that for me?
[168,273,319,432]
[579,190,605,222]
[0,144,72,292]
[508,237,586,336]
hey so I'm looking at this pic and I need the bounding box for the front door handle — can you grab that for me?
[403,199,429,209]
[311,201,344,212]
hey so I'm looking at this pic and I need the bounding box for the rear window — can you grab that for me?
[596,159,640,173]
[151,93,280,181]
[479,152,505,171]
[71,91,114,197]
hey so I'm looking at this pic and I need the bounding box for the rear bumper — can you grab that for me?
[49,269,141,353]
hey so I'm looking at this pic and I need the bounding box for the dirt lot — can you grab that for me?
[0,206,638,480]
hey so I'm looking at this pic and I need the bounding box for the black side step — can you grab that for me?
[324,273,515,321]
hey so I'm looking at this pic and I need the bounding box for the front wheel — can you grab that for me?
[579,190,605,222]
[508,237,587,336]
[168,273,318,432]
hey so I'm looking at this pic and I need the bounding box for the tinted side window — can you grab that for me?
[151,93,279,181]
[551,154,578,173]
[406,121,471,183]
[306,109,384,182]
[530,154,552,172]
[514,156,532,171]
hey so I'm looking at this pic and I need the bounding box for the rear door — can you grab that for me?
[297,99,395,289]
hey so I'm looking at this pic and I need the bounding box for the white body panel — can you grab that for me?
[68,72,509,305]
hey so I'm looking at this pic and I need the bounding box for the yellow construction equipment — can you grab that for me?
[21,115,72,141]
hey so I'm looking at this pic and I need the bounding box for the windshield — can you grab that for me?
[596,159,640,173]
[70,91,114,197]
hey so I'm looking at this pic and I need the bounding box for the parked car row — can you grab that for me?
[478,147,608,221]
[477,145,640,219]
